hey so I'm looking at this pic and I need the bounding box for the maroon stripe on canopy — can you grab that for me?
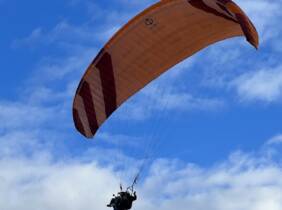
[95,51,117,117]
[78,81,99,136]
[73,108,86,135]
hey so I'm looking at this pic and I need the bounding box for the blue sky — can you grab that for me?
[1,0,282,209]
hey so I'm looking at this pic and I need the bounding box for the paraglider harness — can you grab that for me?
[107,176,138,210]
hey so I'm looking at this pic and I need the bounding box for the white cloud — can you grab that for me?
[1,147,282,210]
[138,154,282,210]
[30,49,95,84]
[232,66,282,102]
[0,155,120,210]
[12,21,98,49]
[11,1,149,50]
[0,101,61,130]
[266,134,282,145]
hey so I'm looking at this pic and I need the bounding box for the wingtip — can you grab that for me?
[226,1,260,50]
[247,37,259,50]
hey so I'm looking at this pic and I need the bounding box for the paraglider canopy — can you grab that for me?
[73,0,259,138]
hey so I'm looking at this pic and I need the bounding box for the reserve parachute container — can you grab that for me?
[73,0,259,138]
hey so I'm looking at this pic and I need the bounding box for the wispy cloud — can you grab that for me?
[138,151,282,210]
[11,0,154,50]
[0,155,120,210]
[12,21,99,49]
[266,134,282,145]
[232,66,282,103]
[0,102,57,130]
[0,141,282,210]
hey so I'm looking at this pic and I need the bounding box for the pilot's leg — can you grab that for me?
[107,198,115,207]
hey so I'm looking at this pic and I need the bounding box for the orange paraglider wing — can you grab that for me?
[73,0,259,138]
